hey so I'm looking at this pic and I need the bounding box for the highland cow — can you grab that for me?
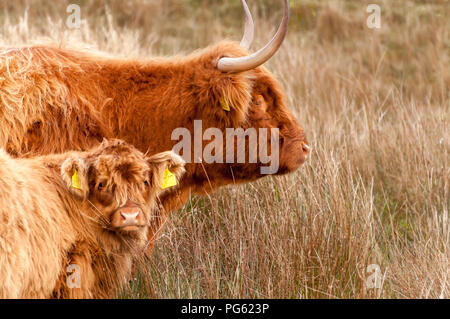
[0,139,185,298]
[0,0,309,256]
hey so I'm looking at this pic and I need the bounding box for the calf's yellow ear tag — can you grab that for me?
[71,169,81,190]
[161,167,177,189]
[220,97,231,112]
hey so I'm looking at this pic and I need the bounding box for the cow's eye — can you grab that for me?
[255,95,263,105]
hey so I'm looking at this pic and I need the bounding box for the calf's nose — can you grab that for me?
[111,205,146,232]
[121,211,140,223]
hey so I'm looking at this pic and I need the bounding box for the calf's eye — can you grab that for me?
[144,180,149,187]
[98,182,105,191]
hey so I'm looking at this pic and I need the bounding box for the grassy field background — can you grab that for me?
[1,0,448,298]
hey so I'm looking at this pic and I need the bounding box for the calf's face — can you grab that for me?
[60,140,185,240]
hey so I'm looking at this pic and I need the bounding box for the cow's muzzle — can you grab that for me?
[110,201,146,232]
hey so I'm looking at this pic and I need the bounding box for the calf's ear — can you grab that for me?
[61,157,90,200]
[147,151,186,191]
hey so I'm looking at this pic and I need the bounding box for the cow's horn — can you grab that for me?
[218,0,289,73]
[240,0,254,50]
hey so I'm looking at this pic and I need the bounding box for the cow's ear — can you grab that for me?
[213,78,253,127]
[147,151,186,192]
[61,157,90,200]
[196,70,253,127]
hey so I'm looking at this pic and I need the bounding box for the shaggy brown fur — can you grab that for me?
[0,139,185,298]
[0,41,309,256]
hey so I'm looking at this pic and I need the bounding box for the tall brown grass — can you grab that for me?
[1,0,448,298]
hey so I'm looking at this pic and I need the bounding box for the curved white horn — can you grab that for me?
[240,0,254,50]
[218,0,290,73]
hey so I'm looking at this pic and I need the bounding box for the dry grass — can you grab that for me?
[1,0,448,298]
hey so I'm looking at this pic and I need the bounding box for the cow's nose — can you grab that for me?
[302,142,311,156]
[111,205,146,232]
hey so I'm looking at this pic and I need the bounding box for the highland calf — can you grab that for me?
[0,0,309,257]
[0,139,185,298]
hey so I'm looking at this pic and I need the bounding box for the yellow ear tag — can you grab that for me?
[220,97,231,112]
[71,169,81,190]
[161,167,177,189]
